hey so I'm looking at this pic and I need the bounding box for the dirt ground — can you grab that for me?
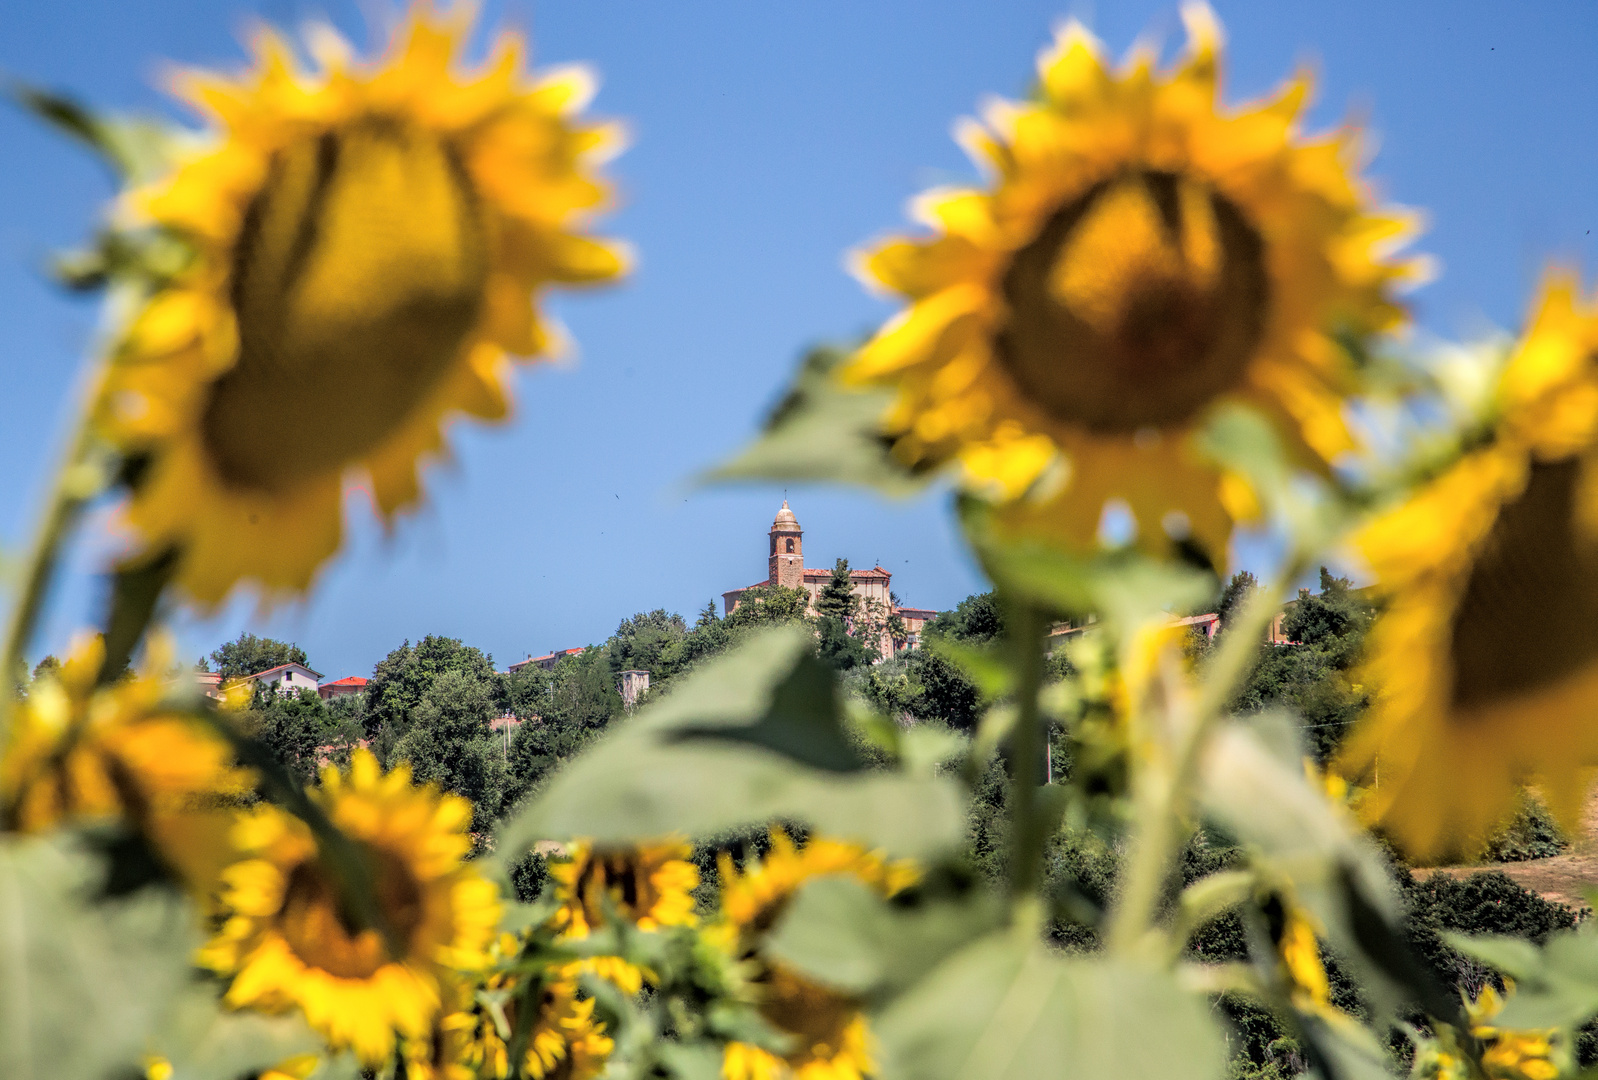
[1432,788,1598,911]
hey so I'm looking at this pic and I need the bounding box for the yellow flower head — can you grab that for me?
[1467,983,1564,1080]
[411,945,613,1080]
[99,1,628,606]
[843,3,1421,557]
[1276,904,1331,1014]
[1,632,247,890]
[549,838,700,938]
[1338,275,1598,860]
[719,831,917,1080]
[200,749,501,1066]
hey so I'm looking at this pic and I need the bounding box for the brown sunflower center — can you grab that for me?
[574,850,656,927]
[277,844,426,979]
[204,114,490,492]
[996,168,1269,433]
[756,963,859,1063]
[1450,456,1598,710]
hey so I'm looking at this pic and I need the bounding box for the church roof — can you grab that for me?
[770,500,801,532]
[801,566,891,580]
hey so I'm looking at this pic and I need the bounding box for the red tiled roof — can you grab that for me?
[800,567,891,578]
[324,676,368,688]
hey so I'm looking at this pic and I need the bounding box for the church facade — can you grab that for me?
[722,501,938,657]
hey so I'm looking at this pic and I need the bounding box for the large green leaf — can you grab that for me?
[149,985,326,1080]
[1198,716,1448,1021]
[498,627,965,858]
[0,832,199,1080]
[707,346,930,496]
[763,874,1006,1000]
[874,932,1226,1080]
[1450,928,1598,1030]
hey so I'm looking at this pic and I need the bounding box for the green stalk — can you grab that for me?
[1103,569,1296,956]
[1004,601,1049,901]
[0,419,99,755]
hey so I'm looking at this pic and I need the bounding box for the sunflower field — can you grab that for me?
[6,5,1598,1080]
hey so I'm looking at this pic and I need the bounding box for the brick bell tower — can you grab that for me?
[768,500,804,588]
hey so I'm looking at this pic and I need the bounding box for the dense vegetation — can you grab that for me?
[214,568,1585,1079]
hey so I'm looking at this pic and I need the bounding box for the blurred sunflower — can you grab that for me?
[200,749,500,1066]
[1469,983,1563,1080]
[843,3,1422,556]
[408,946,613,1080]
[0,631,247,890]
[546,837,699,993]
[97,2,628,605]
[1338,276,1598,860]
[1274,903,1332,1015]
[719,831,917,1080]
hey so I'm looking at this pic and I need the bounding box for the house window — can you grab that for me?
[786,538,794,553]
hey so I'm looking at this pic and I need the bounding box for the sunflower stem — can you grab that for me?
[0,416,101,755]
[1003,601,1049,901]
[1104,567,1297,957]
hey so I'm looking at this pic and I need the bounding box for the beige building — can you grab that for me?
[722,501,937,657]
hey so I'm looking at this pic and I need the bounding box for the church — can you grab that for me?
[721,501,937,657]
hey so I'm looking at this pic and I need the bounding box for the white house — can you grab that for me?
[252,662,322,695]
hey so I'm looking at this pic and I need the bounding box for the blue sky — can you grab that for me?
[0,1,1594,679]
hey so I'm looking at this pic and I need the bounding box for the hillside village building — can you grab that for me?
[722,501,937,658]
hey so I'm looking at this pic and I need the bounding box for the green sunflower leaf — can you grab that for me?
[0,832,198,1080]
[873,932,1227,1080]
[496,626,964,859]
[763,874,1006,1000]
[1449,928,1598,1031]
[149,985,324,1080]
[706,345,931,496]
[13,84,185,185]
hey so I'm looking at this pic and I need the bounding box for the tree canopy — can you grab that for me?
[209,632,308,679]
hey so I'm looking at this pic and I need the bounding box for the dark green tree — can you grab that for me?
[815,559,858,623]
[1230,567,1375,761]
[608,610,688,681]
[695,600,720,629]
[723,584,811,631]
[392,668,506,831]
[817,615,872,672]
[243,686,331,783]
[1216,570,1259,628]
[209,633,308,679]
[365,635,504,742]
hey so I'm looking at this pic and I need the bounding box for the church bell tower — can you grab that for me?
[768,501,803,588]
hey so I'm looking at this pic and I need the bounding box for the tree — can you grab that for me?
[815,559,858,623]
[817,615,872,672]
[1216,570,1259,629]
[240,685,334,783]
[392,668,505,831]
[365,635,504,742]
[1230,567,1375,761]
[723,584,811,631]
[695,600,720,629]
[608,609,688,681]
[209,633,308,679]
